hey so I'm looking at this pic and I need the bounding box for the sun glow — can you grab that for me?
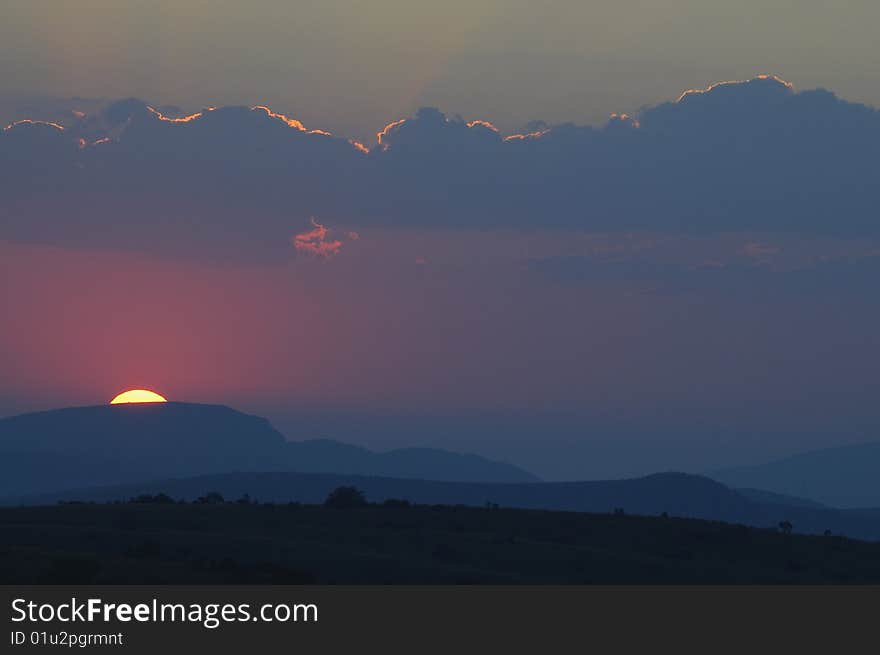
[110,389,168,405]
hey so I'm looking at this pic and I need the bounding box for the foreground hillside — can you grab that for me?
[1,501,879,584]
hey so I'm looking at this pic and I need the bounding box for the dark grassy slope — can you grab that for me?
[12,471,880,541]
[1,502,878,584]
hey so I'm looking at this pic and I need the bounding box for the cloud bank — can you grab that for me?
[2,76,879,257]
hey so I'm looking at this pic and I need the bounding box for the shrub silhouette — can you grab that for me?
[324,486,367,509]
[196,491,225,504]
[778,520,793,535]
[131,493,175,504]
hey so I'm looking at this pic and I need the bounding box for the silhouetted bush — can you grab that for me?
[195,491,225,504]
[324,486,367,509]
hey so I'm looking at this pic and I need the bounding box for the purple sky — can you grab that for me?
[2,71,879,479]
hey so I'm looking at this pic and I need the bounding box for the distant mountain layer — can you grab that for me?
[8,470,880,542]
[734,488,826,509]
[710,441,880,508]
[0,403,537,497]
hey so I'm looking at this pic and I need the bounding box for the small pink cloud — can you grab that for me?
[293,218,343,258]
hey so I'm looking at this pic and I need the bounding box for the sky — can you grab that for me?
[1,2,880,479]
[2,1,880,140]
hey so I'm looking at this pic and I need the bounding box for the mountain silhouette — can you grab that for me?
[0,402,536,497]
[734,487,827,509]
[710,441,880,508]
[6,402,880,540]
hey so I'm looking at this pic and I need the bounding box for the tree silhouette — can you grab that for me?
[778,520,793,535]
[324,486,367,509]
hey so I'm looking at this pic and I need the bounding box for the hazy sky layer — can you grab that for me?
[2,73,880,477]
[2,0,880,140]
[3,4,880,478]
[3,233,878,479]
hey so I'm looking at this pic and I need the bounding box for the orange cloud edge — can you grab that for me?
[5,75,796,149]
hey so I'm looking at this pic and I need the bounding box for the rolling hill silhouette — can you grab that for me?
[710,441,880,508]
[8,470,880,542]
[7,402,880,541]
[0,402,536,497]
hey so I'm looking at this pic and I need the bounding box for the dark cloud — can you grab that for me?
[1,76,879,257]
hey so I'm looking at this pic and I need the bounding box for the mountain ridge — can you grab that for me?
[0,402,537,497]
[710,440,880,508]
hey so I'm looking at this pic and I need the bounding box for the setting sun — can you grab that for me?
[109,389,168,405]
